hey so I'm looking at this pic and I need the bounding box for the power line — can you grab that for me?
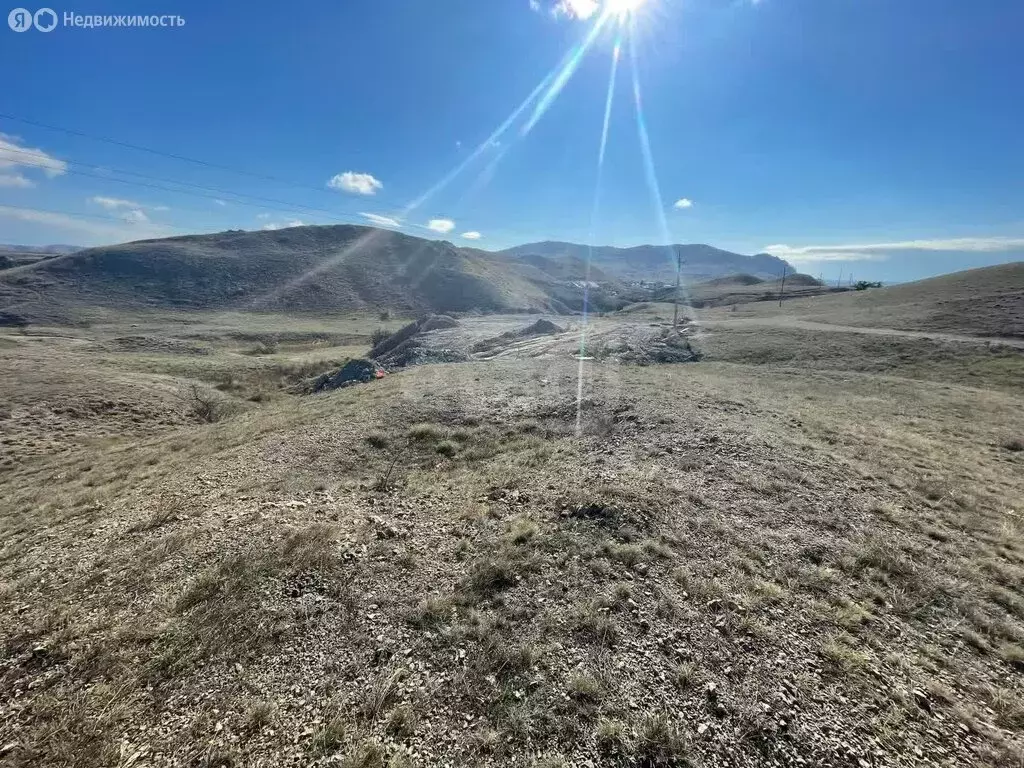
[0,201,191,230]
[0,111,340,198]
[0,112,518,240]
[1,149,551,245]
[1,147,377,225]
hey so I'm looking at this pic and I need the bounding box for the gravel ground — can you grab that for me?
[2,351,1022,767]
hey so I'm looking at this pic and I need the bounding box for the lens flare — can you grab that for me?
[606,0,646,19]
[575,35,623,436]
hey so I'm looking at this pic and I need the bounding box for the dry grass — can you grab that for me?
[0,307,1022,767]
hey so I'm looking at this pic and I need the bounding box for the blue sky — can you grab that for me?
[1,0,1022,282]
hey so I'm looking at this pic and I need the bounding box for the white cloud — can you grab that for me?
[529,0,541,10]
[552,0,599,19]
[427,218,456,234]
[673,198,694,210]
[0,204,169,243]
[361,212,401,228]
[0,134,67,179]
[765,237,1024,264]
[91,196,142,210]
[461,231,483,240]
[214,199,227,206]
[256,212,272,220]
[327,171,383,196]
[122,209,150,225]
[0,173,33,188]
[261,219,305,231]
[90,196,169,215]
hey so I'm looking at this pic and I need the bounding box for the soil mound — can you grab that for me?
[618,328,701,365]
[371,315,465,369]
[312,358,385,392]
[522,318,564,335]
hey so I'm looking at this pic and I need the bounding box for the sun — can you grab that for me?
[605,0,646,19]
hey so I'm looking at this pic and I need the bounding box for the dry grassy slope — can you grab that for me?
[0,225,557,320]
[2,340,1024,767]
[715,262,1024,337]
[667,274,835,307]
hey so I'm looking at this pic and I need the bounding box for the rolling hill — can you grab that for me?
[0,226,607,320]
[501,241,792,282]
[655,272,833,307]
[715,261,1024,337]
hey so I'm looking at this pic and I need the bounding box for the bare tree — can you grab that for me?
[177,382,223,423]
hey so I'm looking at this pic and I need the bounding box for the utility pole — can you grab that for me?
[672,246,684,330]
[778,264,788,308]
[837,267,843,288]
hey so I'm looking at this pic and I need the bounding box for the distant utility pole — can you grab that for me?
[837,267,844,288]
[672,246,684,329]
[778,264,788,307]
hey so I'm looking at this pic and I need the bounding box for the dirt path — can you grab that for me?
[699,316,1024,349]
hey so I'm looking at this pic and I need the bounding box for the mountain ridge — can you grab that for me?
[501,240,792,282]
[0,225,794,321]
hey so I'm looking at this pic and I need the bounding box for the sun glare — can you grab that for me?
[606,0,646,19]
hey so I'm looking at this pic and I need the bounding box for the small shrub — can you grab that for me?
[244,700,276,732]
[635,712,689,766]
[568,672,603,703]
[311,717,348,755]
[469,727,500,754]
[406,596,452,629]
[251,339,279,355]
[365,433,389,449]
[385,704,417,738]
[672,662,696,690]
[604,542,645,568]
[370,328,391,347]
[342,741,386,768]
[408,423,445,442]
[602,582,633,611]
[361,670,404,722]
[998,643,1024,671]
[436,440,459,457]
[820,636,869,674]
[477,636,538,680]
[1002,438,1024,453]
[508,517,539,545]
[574,604,619,647]
[641,538,674,560]
[834,601,873,630]
[961,628,991,655]
[463,557,516,598]
[595,718,630,758]
[177,382,226,424]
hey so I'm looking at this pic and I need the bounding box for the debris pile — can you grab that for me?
[471,317,566,355]
[371,314,465,369]
[618,328,701,365]
[312,358,386,392]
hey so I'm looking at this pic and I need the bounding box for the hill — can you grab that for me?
[502,241,792,282]
[701,273,765,287]
[648,272,832,308]
[716,261,1024,338]
[506,253,616,283]
[0,243,81,255]
[0,226,578,320]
